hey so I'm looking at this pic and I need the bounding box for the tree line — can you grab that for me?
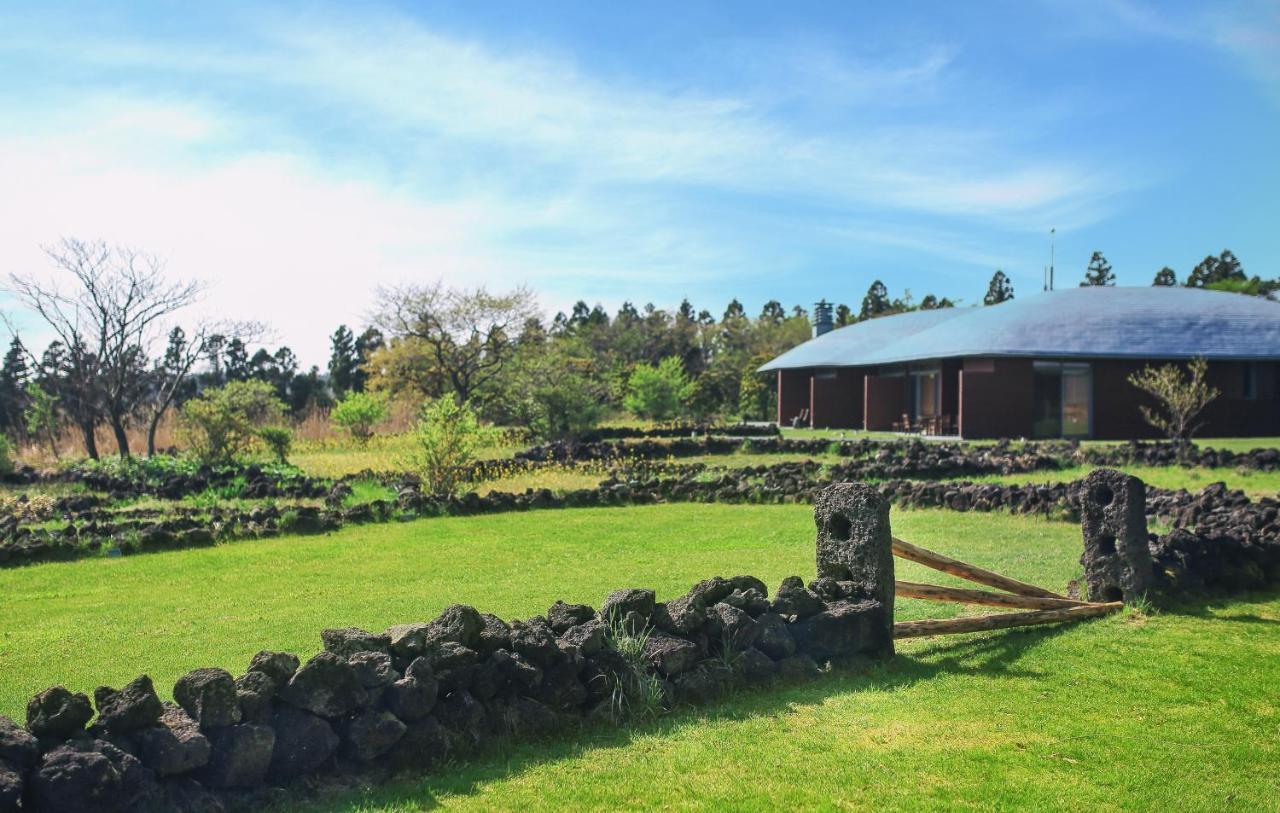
[1,238,1270,460]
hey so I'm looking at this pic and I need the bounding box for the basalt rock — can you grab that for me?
[174,669,241,729]
[246,651,299,685]
[0,714,40,772]
[92,675,163,734]
[134,703,211,777]
[600,588,655,623]
[642,632,701,677]
[29,739,153,813]
[266,707,338,781]
[199,724,274,789]
[546,601,595,633]
[278,653,367,718]
[321,627,391,659]
[27,687,94,740]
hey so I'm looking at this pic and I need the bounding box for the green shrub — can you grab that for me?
[0,435,13,476]
[520,368,606,442]
[179,381,286,463]
[624,357,693,421]
[23,382,60,460]
[400,397,495,496]
[330,391,390,444]
[258,426,293,464]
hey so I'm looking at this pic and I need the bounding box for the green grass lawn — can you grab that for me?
[781,428,1280,455]
[291,434,523,478]
[968,463,1280,498]
[1,504,1276,811]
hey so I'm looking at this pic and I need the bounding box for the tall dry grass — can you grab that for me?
[14,395,425,468]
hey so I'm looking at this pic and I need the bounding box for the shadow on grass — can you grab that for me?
[283,621,1077,812]
[1158,585,1280,625]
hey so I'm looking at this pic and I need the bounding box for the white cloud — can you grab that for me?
[0,8,1141,361]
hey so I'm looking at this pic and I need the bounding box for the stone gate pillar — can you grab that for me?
[1080,469,1153,603]
[814,483,895,645]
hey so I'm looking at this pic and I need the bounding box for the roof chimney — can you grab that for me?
[813,299,834,337]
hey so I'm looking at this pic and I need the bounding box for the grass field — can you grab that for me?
[2,504,1277,811]
[291,435,524,479]
[967,464,1280,498]
[781,428,1280,454]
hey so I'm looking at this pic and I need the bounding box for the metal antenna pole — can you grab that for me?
[1049,227,1056,291]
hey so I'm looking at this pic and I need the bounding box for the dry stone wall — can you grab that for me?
[0,572,890,812]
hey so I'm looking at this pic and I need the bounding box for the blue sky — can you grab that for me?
[1,0,1276,363]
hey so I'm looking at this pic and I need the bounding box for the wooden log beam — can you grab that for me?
[895,580,1089,610]
[892,602,1124,639]
[891,537,1067,600]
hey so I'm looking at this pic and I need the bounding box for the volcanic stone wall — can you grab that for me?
[0,573,890,813]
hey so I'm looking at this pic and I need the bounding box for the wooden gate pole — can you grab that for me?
[895,581,1089,610]
[892,601,1123,639]
[891,537,1067,600]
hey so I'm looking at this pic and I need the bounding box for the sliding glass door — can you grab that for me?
[1031,362,1092,438]
[911,369,940,422]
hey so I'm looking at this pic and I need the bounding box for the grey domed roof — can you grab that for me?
[760,286,1280,371]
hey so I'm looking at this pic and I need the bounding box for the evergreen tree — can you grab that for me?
[328,325,358,399]
[1153,267,1178,286]
[758,300,785,323]
[0,337,30,435]
[1186,250,1245,288]
[984,270,1014,305]
[288,365,328,414]
[352,328,384,393]
[860,280,892,320]
[224,338,250,381]
[834,304,853,326]
[1080,251,1115,286]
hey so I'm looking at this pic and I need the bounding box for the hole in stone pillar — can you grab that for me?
[1096,535,1116,555]
[1100,586,1123,602]
[828,514,852,542]
[1091,484,1114,507]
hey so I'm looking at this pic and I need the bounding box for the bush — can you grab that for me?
[0,434,12,476]
[258,426,293,464]
[179,381,287,463]
[400,397,494,496]
[624,357,693,421]
[330,391,390,444]
[517,364,606,442]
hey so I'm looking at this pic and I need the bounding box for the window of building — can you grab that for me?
[1242,363,1257,399]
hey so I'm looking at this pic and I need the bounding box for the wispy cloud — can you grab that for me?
[0,5,1147,359]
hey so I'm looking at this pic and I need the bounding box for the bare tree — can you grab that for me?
[1127,357,1220,446]
[372,281,538,403]
[142,320,265,456]
[7,238,204,458]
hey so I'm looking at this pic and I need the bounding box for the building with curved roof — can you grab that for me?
[760,286,1280,439]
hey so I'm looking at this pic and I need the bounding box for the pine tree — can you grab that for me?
[1080,251,1115,286]
[860,280,892,320]
[984,270,1014,305]
[1186,250,1245,288]
[0,337,30,435]
[328,325,358,399]
[352,328,384,393]
[1153,267,1178,286]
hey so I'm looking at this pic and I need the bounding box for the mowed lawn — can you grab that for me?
[1,504,1277,811]
[968,463,1280,498]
